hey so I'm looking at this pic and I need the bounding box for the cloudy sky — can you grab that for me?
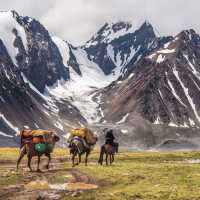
[0,0,199,45]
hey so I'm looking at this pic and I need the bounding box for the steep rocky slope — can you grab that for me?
[101,29,200,128]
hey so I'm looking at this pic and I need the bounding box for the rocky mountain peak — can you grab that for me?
[135,21,156,39]
[85,21,136,47]
[109,21,132,33]
[176,29,200,47]
[178,29,197,39]
[10,10,19,18]
[140,20,154,30]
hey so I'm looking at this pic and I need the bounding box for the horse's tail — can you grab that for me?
[98,145,105,164]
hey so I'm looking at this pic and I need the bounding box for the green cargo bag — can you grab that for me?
[35,143,47,153]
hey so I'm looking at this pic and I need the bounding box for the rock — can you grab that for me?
[25,180,49,190]
[49,183,68,191]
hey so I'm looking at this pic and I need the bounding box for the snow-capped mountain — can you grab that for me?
[1,10,200,148]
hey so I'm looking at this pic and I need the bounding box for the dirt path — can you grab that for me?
[0,159,99,200]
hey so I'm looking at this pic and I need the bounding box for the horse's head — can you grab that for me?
[45,131,60,144]
[52,132,60,144]
[20,129,32,137]
[87,130,98,146]
[53,133,60,142]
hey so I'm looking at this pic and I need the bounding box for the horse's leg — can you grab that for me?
[78,154,81,165]
[36,155,41,172]
[85,151,89,166]
[45,154,51,169]
[98,146,104,165]
[72,152,76,167]
[16,146,26,170]
[27,155,33,172]
[75,153,80,166]
[112,154,114,163]
[75,152,79,166]
[106,153,108,166]
[110,154,112,165]
[98,151,104,165]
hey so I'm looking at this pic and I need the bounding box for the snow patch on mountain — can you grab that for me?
[173,68,200,123]
[0,131,13,138]
[189,118,196,126]
[0,11,27,66]
[168,122,179,127]
[166,73,187,107]
[153,116,162,125]
[52,36,70,67]
[46,80,102,123]
[116,113,129,124]
[157,49,175,54]
[157,54,165,63]
[184,54,200,78]
[54,121,64,131]
[148,39,176,63]
[107,44,137,69]
[0,113,19,134]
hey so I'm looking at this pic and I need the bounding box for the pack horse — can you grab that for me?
[16,129,60,172]
[68,128,98,167]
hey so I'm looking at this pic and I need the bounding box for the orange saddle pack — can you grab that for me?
[32,137,44,144]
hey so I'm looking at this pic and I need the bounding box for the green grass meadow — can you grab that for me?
[1,148,200,200]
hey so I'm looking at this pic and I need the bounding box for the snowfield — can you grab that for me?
[45,40,128,124]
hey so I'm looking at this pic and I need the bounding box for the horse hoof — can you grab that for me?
[36,169,42,173]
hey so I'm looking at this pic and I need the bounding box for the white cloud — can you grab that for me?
[0,0,199,45]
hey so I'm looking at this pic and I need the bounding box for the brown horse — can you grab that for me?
[98,143,119,166]
[16,130,60,172]
[69,135,98,167]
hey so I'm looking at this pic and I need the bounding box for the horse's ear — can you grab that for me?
[54,135,60,142]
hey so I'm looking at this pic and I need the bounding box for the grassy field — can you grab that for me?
[1,148,200,200]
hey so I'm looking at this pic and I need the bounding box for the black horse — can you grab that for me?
[98,143,119,165]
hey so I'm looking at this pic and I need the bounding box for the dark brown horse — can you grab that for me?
[98,143,119,166]
[16,130,59,172]
[69,136,97,167]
